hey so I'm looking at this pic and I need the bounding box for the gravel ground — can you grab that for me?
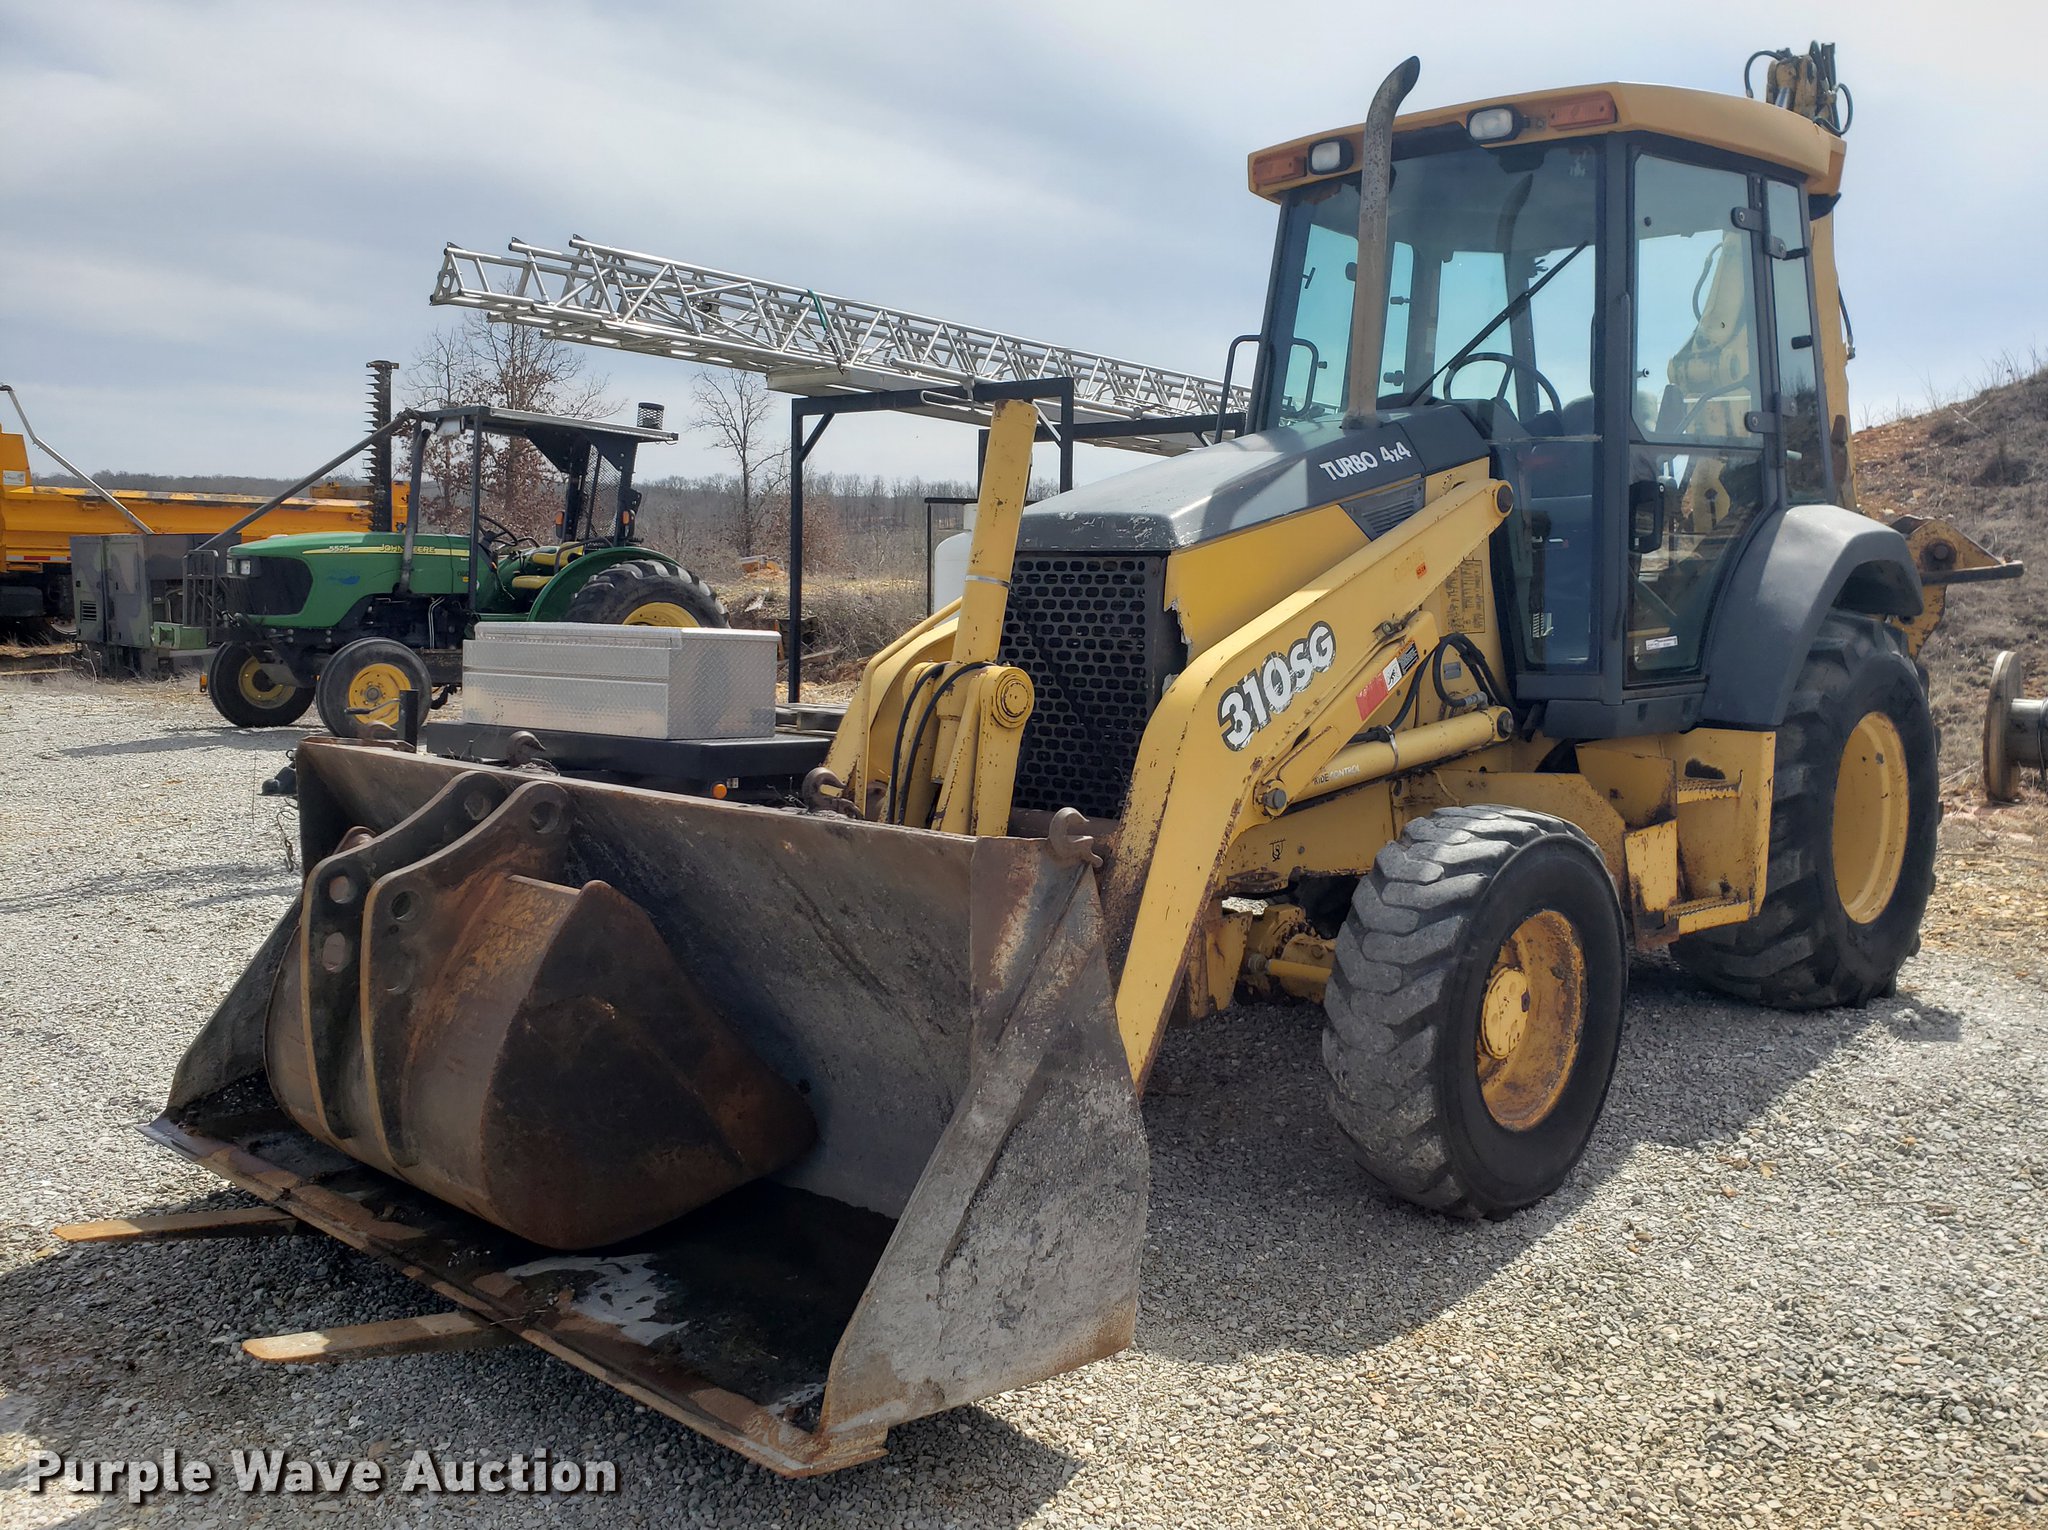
[2,677,2044,1528]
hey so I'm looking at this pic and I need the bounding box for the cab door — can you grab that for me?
[1621,151,1778,686]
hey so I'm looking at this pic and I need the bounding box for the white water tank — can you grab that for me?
[930,505,976,613]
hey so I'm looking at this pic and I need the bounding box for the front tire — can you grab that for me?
[1321,807,1629,1219]
[315,637,430,738]
[564,563,728,629]
[206,641,313,728]
[1674,614,1937,1008]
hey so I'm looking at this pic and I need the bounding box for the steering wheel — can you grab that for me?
[476,514,536,558]
[1443,352,1565,420]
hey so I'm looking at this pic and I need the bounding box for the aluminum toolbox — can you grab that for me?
[461,622,779,740]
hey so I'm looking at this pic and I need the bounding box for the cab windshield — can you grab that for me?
[1260,137,1605,672]
[1262,136,1602,430]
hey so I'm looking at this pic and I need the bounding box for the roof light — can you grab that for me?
[1467,106,1522,143]
[1307,138,1352,174]
[1545,92,1617,128]
[1250,147,1308,191]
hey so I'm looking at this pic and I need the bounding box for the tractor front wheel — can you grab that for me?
[206,641,313,728]
[564,563,728,629]
[315,638,431,738]
[1320,807,1628,1219]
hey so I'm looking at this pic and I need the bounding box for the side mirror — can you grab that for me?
[1629,480,1671,555]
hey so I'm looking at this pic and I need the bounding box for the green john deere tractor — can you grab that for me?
[186,405,727,735]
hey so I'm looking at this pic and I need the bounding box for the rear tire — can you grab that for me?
[1320,807,1628,1219]
[206,641,313,728]
[565,563,727,628]
[1674,614,1937,1008]
[315,637,430,738]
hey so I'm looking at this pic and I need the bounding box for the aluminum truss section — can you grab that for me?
[433,237,1247,454]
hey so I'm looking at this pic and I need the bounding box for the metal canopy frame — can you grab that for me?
[434,238,1248,457]
[400,406,680,609]
[781,377,1244,702]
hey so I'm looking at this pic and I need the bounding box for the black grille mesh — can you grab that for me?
[227,559,314,617]
[999,554,1172,820]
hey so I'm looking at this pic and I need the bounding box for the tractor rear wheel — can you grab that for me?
[315,638,431,738]
[1674,614,1937,1008]
[1320,807,1628,1219]
[565,563,727,629]
[206,641,313,728]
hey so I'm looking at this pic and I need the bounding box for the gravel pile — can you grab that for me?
[2,678,2043,1527]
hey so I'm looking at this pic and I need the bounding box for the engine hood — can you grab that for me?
[1014,404,1487,554]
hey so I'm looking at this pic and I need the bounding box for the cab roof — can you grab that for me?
[1249,80,1845,202]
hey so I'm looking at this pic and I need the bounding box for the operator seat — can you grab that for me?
[505,541,591,594]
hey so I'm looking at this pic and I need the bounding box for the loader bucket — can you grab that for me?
[153,738,1147,1476]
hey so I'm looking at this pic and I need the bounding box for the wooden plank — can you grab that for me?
[242,1310,512,1365]
[52,1207,306,1243]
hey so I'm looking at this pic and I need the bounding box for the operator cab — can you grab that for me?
[1248,84,1843,736]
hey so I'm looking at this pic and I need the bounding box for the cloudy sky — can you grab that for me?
[3,0,2039,489]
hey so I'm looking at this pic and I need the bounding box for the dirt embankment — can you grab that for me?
[1856,364,2048,960]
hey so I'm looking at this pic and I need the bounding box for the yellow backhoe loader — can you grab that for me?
[82,42,2014,1476]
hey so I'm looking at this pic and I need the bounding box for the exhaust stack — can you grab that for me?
[1341,56,1422,433]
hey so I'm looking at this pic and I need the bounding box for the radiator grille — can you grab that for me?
[225,559,314,617]
[999,554,1175,821]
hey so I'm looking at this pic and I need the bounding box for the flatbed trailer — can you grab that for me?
[419,706,841,799]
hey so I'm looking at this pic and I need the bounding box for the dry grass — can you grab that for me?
[721,569,927,682]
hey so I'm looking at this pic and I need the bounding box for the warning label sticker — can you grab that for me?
[1355,642,1421,720]
[1445,555,1488,634]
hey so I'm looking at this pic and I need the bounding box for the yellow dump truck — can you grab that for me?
[0,387,382,624]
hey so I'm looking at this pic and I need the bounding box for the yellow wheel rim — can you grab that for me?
[237,656,291,707]
[1476,909,1586,1131]
[345,661,413,727]
[1833,711,1910,924]
[621,601,698,628]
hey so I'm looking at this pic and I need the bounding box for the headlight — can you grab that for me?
[1467,107,1522,143]
[1307,138,1353,174]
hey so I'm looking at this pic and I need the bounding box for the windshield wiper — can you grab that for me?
[1397,242,1590,408]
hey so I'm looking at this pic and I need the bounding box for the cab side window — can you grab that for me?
[1626,154,1767,683]
[1766,180,1830,502]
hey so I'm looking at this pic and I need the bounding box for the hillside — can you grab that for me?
[1857,363,2048,957]
[1856,361,2048,781]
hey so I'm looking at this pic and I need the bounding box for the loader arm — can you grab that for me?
[818,398,1040,831]
[1102,473,1514,1081]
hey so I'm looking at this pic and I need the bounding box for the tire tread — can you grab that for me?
[1321,808,1607,1219]
[1674,614,1937,1007]
[565,563,728,628]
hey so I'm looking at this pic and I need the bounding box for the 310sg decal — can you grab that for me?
[1217,621,1337,751]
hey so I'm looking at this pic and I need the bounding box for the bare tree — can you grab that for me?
[690,371,788,557]
[404,314,617,538]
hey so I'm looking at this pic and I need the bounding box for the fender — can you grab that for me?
[1698,504,1922,729]
[524,544,680,621]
